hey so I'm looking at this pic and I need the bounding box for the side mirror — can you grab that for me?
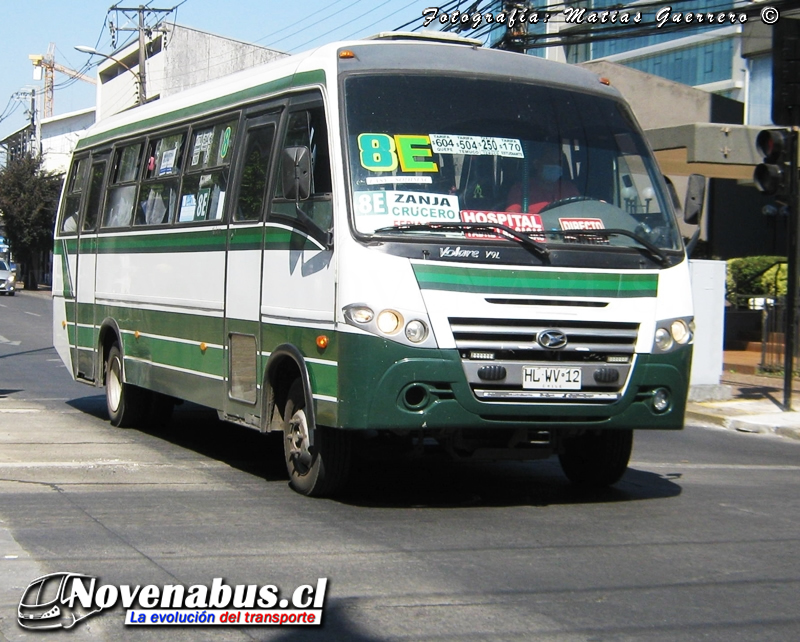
[683,173,705,225]
[281,146,311,201]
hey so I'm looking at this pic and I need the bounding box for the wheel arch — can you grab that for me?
[263,344,316,435]
[97,318,123,386]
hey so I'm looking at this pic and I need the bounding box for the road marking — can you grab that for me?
[24,311,41,317]
[0,460,139,469]
[0,409,41,414]
[0,334,21,346]
[634,462,800,471]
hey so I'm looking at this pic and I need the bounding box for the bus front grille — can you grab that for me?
[449,317,639,403]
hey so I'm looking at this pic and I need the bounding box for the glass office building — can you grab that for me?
[483,1,769,124]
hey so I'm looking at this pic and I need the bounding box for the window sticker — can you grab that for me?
[429,134,524,158]
[354,190,460,232]
[365,176,433,186]
[195,187,212,221]
[460,209,544,240]
[220,126,233,159]
[159,148,177,176]
[192,130,214,166]
[358,133,438,173]
[179,194,197,222]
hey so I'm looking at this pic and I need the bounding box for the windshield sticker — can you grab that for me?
[461,210,544,240]
[366,176,433,186]
[355,190,460,231]
[430,134,524,159]
[358,133,438,173]
[559,217,608,244]
[559,218,605,231]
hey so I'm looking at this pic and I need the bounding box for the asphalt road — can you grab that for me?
[1,290,799,641]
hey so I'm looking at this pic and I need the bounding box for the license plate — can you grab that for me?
[522,366,582,390]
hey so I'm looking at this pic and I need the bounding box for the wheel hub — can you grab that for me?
[286,410,313,472]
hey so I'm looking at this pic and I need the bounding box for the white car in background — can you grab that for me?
[0,260,16,295]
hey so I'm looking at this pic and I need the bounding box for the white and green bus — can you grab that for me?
[53,33,702,496]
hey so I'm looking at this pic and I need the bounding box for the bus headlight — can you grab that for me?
[405,319,428,343]
[345,305,374,324]
[670,319,691,344]
[653,317,694,352]
[654,327,673,351]
[376,310,402,334]
[343,303,436,348]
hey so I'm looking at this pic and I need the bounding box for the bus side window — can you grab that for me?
[271,107,332,230]
[234,124,275,222]
[177,119,237,223]
[83,158,108,232]
[136,133,185,226]
[58,157,89,235]
[102,143,143,228]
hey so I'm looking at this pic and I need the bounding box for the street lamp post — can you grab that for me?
[74,45,145,106]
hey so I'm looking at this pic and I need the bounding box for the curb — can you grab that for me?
[686,407,800,441]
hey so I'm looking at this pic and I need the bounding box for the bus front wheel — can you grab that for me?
[105,343,149,428]
[283,379,351,497]
[558,429,633,488]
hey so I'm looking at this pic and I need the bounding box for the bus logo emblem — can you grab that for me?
[537,329,567,349]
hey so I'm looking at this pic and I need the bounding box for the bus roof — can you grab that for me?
[76,36,620,150]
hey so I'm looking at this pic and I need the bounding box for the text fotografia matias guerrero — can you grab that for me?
[422,6,750,28]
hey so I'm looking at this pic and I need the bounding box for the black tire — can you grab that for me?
[283,379,351,497]
[558,429,633,488]
[105,343,150,428]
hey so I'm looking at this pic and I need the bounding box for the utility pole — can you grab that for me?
[108,4,174,105]
[498,1,530,53]
[754,17,800,410]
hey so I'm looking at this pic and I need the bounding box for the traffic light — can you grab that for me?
[754,129,796,196]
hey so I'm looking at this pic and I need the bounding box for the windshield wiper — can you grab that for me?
[545,228,670,266]
[373,222,550,258]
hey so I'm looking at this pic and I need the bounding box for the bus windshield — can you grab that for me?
[344,74,681,253]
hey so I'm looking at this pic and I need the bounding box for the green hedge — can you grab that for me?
[726,256,787,303]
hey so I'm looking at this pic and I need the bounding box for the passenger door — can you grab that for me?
[223,109,280,425]
[74,154,108,381]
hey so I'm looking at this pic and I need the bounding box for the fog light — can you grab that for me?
[652,387,670,413]
[377,309,402,334]
[654,327,673,351]
[405,319,428,343]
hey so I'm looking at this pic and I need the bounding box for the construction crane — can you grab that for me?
[29,43,96,119]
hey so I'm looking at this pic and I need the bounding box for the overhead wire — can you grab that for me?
[339,0,428,40]
[264,0,369,48]
[287,0,398,51]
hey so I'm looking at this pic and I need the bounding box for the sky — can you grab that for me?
[0,0,438,142]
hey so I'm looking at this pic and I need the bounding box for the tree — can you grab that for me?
[0,153,63,290]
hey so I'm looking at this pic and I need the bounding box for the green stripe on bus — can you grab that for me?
[95,231,226,254]
[412,264,658,298]
[60,225,318,254]
[76,70,326,150]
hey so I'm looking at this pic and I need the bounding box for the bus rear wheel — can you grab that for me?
[105,343,149,428]
[558,429,633,488]
[283,379,351,497]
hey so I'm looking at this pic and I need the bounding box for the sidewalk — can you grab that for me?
[686,350,800,441]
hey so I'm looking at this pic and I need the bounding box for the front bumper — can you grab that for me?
[336,332,691,431]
